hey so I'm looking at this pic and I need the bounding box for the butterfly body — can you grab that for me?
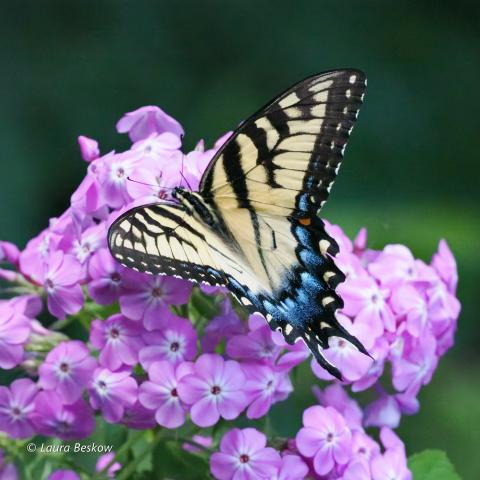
[109,69,369,378]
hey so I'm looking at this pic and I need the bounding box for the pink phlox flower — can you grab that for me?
[372,428,413,479]
[380,427,406,452]
[49,209,77,239]
[248,313,268,332]
[368,244,437,288]
[210,428,281,480]
[0,301,31,369]
[353,228,367,255]
[324,221,353,253]
[97,151,141,208]
[202,299,245,352]
[341,459,371,480]
[71,223,106,275]
[120,271,192,329]
[96,452,121,478]
[350,430,381,467]
[88,248,128,305]
[9,294,42,318]
[181,131,234,189]
[275,340,310,373]
[0,448,18,479]
[130,132,181,160]
[19,227,64,282]
[371,448,412,480]
[32,391,95,440]
[296,405,352,476]
[121,400,156,430]
[177,353,247,427]
[264,317,310,371]
[227,317,282,365]
[364,391,402,429]
[0,378,38,438]
[48,470,80,480]
[243,363,292,419]
[0,268,17,282]
[351,337,389,392]
[214,131,234,149]
[182,434,213,454]
[194,138,205,151]
[125,153,182,204]
[0,241,19,264]
[390,284,428,337]
[392,333,438,396]
[311,314,374,383]
[70,171,108,226]
[78,135,100,162]
[249,315,309,371]
[312,384,363,431]
[395,391,420,416]
[38,340,97,404]
[426,281,461,352]
[340,275,394,333]
[89,368,138,423]
[116,105,184,142]
[427,282,461,323]
[139,360,194,429]
[37,251,84,319]
[274,454,309,480]
[139,315,197,368]
[431,239,458,293]
[90,314,145,371]
[199,283,229,295]
[335,250,369,280]
[182,148,217,190]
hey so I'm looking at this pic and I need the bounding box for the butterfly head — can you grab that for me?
[172,188,216,227]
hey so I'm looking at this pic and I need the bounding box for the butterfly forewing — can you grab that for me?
[200,69,367,216]
[108,203,227,286]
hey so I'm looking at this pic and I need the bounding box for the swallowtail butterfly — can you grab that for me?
[108,69,369,378]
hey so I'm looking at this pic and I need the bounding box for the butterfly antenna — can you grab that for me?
[179,154,193,190]
[179,170,193,191]
[126,176,175,192]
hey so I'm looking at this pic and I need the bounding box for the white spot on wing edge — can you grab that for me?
[322,296,335,307]
[319,239,330,255]
[323,271,336,282]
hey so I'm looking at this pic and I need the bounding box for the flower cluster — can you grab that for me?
[0,105,460,479]
[210,385,412,480]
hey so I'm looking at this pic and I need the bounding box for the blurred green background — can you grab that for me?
[0,1,479,478]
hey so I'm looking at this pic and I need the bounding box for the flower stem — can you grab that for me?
[115,429,165,480]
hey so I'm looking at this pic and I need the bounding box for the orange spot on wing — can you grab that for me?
[299,217,311,226]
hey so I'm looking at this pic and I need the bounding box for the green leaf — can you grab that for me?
[152,441,210,480]
[190,289,220,319]
[408,449,461,480]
